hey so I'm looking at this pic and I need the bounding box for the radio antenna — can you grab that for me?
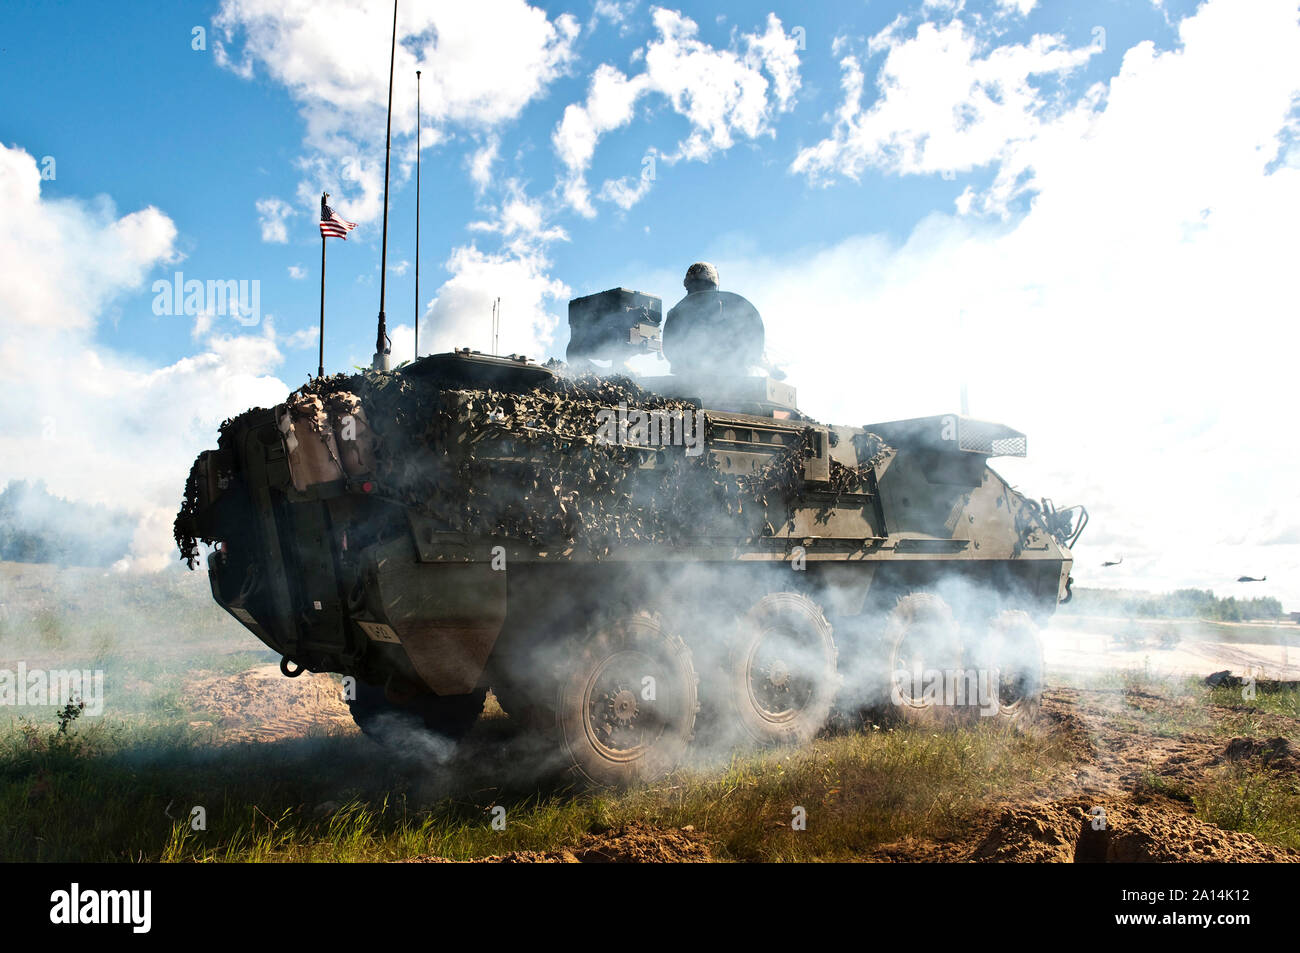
[371,0,398,372]
[414,68,421,361]
[492,296,501,354]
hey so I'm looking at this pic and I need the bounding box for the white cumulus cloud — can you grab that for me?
[0,144,291,572]
[554,9,802,215]
[791,13,1100,215]
[255,196,294,243]
[214,0,579,225]
[419,244,570,361]
[734,0,1300,604]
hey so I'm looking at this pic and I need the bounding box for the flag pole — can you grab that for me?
[414,68,421,361]
[372,0,398,373]
[319,192,328,379]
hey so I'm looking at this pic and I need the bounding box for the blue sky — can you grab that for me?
[2,0,1299,606]
[2,0,1187,371]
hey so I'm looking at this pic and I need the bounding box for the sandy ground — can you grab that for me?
[1043,621,1300,680]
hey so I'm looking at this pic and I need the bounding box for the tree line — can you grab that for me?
[0,480,134,567]
[1064,587,1285,622]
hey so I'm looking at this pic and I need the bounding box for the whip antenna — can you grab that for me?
[371,0,398,372]
[414,68,421,361]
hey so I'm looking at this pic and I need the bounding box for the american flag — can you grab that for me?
[320,196,357,239]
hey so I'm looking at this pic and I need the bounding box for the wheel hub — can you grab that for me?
[747,629,814,720]
[584,649,662,758]
[611,688,638,724]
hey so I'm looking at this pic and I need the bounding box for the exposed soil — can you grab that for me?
[404,824,713,863]
[180,664,1298,862]
[1219,735,1297,771]
[182,664,357,743]
[962,796,1296,863]
[867,686,1299,863]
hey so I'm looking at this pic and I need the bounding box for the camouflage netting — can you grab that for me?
[175,366,893,563]
[174,462,203,568]
[311,369,790,555]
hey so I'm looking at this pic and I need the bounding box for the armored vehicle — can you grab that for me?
[176,284,1084,785]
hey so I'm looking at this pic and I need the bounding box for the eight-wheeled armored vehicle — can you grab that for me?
[176,284,1084,785]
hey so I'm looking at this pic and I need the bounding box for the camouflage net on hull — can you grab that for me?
[174,464,203,568]
[333,370,802,555]
[175,367,892,563]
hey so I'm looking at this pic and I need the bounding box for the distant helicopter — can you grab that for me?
[1237,575,1267,583]
[1102,556,1124,567]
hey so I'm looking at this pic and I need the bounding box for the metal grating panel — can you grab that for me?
[958,419,1027,457]
[991,436,1027,457]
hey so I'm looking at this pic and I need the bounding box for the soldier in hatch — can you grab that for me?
[660,262,768,379]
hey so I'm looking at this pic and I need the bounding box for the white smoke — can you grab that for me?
[0,144,291,572]
[698,0,1300,607]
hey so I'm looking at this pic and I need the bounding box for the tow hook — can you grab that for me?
[280,656,306,678]
[1062,575,1074,605]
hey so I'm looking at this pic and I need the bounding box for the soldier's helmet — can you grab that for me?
[683,261,719,292]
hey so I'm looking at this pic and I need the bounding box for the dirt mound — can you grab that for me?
[1206,671,1300,691]
[1099,802,1297,862]
[970,801,1088,862]
[868,684,1300,863]
[183,664,357,743]
[968,797,1298,863]
[1220,736,1296,770]
[406,824,713,863]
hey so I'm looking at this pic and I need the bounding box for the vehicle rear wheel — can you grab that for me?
[556,610,699,787]
[348,681,486,742]
[725,592,839,745]
[885,592,970,724]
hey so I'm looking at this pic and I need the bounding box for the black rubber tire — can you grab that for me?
[986,609,1044,724]
[885,592,971,725]
[725,592,839,746]
[555,610,699,787]
[347,681,486,742]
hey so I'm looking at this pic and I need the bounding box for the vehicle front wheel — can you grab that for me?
[984,609,1044,724]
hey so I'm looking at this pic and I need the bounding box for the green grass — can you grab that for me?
[1136,768,1194,803]
[1207,683,1300,720]
[1,559,276,730]
[1053,667,1300,740]
[1194,682,1300,851]
[3,663,1296,862]
[0,712,1077,863]
[1104,673,1300,851]
[0,560,1082,862]
[4,561,1298,862]
[1194,764,1300,851]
